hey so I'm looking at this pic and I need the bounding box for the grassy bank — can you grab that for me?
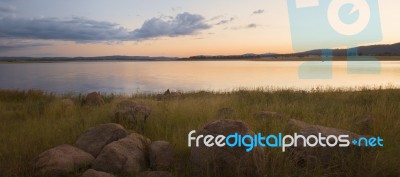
[0,88,399,177]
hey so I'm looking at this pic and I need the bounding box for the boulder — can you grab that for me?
[287,119,366,167]
[190,119,265,177]
[85,92,105,106]
[75,123,128,157]
[287,119,363,141]
[81,169,115,177]
[92,133,151,176]
[149,141,174,171]
[114,100,151,131]
[31,144,94,177]
[138,171,173,177]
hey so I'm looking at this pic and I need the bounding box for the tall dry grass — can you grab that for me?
[0,88,399,176]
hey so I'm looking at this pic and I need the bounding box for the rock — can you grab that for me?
[190,119,265,177]
[81,169,115,177]
[114,100,151,131]
[92,133,151,176]
[31,144,94,177]
[149,141,174,171]
[85,92,105,106]
[75,123,128,157]
[286,119,365,167]
[287,119,362,140]
[216,107,235,119]
[138,171,173,177]
[255,111,282,119]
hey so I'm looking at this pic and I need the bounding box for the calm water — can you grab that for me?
[0,61,399,93]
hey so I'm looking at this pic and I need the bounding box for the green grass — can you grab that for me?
[0,88,399,177]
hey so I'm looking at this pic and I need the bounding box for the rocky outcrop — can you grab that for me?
[31,144,94,176]
[92,133,151,176]
[149,141,174,171]
[190,119,265,177]
[81,169,115,177]
[85,92,105,106]
[75,123,128,157]
[31,122,176,176]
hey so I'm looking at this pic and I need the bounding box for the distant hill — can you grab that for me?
[188,43,400,60]
[0,56,179,62]
[1,43,399,62]
[296,43,400,56]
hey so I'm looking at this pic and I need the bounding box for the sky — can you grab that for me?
[0,0,399,57]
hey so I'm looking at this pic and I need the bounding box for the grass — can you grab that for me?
[0,88,399,177]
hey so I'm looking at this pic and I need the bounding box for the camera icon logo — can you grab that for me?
[287,0,382,79]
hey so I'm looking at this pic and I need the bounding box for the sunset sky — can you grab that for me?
[0,0,399,57]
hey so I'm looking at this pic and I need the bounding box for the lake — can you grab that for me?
[0,61,399,93]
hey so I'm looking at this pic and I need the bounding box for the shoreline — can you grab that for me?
[1,86,399,96]
[1,56,400,63]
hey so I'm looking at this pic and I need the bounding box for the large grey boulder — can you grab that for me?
[92,133,151,176]
[190,119,265,177]
[287,119,366,167]
[138,171,173,177]
[31,144,94,177]
[114,100,151,131]
[85,92,105,106]
[287,119,363,140]
[75,123,128,157]
[81,169,115,177]
[149,141,174,171]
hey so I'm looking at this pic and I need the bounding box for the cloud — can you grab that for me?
[209,15,224,21]
[252,9,264,15]
[0,40,49,52]
[131,12,210,40]
[0,12,210,42]
[0,3,16,17]
[0,5,14,13]
[0,17,131,42]
[231,23,260,30]
[216,17,236,25]
[246,23,258,28]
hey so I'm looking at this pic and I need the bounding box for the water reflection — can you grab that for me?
[0,61,399,93]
